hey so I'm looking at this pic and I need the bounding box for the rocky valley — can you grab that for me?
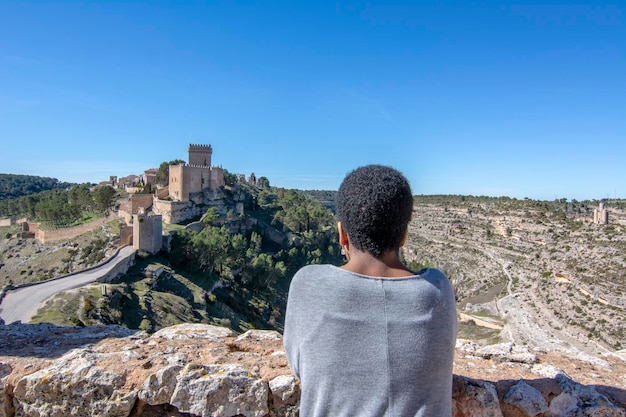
[405,196,626,357]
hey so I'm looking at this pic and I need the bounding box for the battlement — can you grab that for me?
[185,164,210,169]
[188,143,213,167]
[188,144,213,153]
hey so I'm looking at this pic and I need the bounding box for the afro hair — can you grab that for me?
[336,165,413,258]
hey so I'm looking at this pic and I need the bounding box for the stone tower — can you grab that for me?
[188,144,212,167]
[593,202,609,225]
[133,208,163,254]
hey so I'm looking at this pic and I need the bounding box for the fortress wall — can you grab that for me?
[156,186,169,199]
[119,224,133,246]
[184,165,211,195]
[35,216,113,244]
[153,199,199,224]
[210,166,225,189]
[125,186,143,194]
[128,194,154,213]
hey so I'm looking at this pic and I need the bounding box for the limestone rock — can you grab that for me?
[453,375,504,417]
[151,323,233,341]
[1,324,625,417]
[546,375,625,417]
[531,363,569,379]
[138,365,182,405]
[236,329,282,342]
[12,348,136,417]
[169,363,268,417]
[476,342,538,364]
[503,380,549,416]
[0,361,12,417]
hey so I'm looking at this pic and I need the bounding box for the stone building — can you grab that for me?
[168,144,225,202]
[143,168,159,186]
[593,202,609,225]
[133,209,163,254]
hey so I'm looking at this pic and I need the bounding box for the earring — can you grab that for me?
[341,247,346,256]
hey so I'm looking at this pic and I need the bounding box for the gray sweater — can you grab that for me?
[283,265,457,417]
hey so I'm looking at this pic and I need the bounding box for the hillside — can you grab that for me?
[0,174,74,201]
[2,185,342,334]
[404,196,626,356]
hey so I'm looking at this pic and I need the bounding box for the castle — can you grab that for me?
[149,144,235,224]
[168,144,225,202]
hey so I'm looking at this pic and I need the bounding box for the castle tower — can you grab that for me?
[188,144,212,167]
[593,202,609,225]
[133,208,163,254]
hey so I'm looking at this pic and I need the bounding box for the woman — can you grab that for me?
[283,164,457,417]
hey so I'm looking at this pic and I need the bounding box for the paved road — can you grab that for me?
[0,246,136,324]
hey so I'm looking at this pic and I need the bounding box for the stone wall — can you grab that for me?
[35,215,114,244]
[0,324,624,417]
[119,224,133,247]
[119,194,154,216]
[153,199,202,224]
[95,247,136,283]
[155,187,169,199]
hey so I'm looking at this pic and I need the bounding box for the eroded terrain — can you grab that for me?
[404,197,626,357]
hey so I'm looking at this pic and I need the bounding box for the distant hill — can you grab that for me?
[0,174,74,200]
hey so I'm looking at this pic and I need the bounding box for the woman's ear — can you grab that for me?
[399,228,408,247]
[338,222,349,246]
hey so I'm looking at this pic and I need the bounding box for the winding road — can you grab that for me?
[0,246,136,324]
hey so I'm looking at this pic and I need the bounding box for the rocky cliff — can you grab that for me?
[1,323,625,417]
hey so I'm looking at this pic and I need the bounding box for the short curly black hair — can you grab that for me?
[336,165,413,258]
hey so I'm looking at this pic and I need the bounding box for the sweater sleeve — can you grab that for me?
[283,269,304,378]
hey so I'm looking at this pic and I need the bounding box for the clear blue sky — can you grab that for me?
[1,2,624,201]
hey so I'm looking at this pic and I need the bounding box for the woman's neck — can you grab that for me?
[340,249,414,278]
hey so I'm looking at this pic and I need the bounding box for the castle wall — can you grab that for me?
[119,224,133,247]
[119,194,154,215]
[210,167,225,189]
[153,198,204,224]
[35,216,113,244]
[156,186,169,199]
[169,164,186,202]
[185,165,212,196]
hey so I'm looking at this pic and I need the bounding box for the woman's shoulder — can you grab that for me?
[293,264,337,280]
[417,268,456,296]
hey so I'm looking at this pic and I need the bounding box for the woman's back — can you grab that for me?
[284,264,458,417]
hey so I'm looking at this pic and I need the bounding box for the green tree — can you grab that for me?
[223,169,238,186]
[257,176,270,189]
[156,159,185,185]
[192,226,231,275]
[93,186,116,215]
[201,207,220,225]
